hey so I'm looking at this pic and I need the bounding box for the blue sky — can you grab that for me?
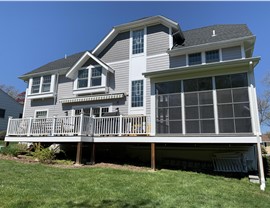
[0,1,269,96]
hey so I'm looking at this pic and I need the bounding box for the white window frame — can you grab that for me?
[28,75,55,98]
[132,29,144,55]
[73,65,107,94]
[34,109,49,119]
[131,79,144,108]
[72,104,112,117]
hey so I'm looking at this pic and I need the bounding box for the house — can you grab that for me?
[4,16,265,190]
[0,89,23,131]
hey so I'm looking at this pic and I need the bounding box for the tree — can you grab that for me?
[258,73,270,127]
[0,84,20,99]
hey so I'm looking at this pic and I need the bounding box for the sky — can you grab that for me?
[0,2,270,126]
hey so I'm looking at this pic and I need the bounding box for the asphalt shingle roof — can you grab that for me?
[173,24,253,49]
[22,51,88,76]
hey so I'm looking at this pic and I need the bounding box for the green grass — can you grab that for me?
[0,159,269,208]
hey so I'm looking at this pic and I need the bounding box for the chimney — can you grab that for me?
[64,54,67,59]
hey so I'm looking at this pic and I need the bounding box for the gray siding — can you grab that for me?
[146,55,170,72]
[169,55,186,68]
[222,46,242,61]
[0,90,23,131]
[23,75,74,118]
[98,32,130,63]
[147,24,169,56]
[108,61,129,115]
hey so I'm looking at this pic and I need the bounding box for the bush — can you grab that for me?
[32,146,56,164]
[0,143,28,157]
[261,145,268,155]
[263,155,270,177]
[0,131,6,140]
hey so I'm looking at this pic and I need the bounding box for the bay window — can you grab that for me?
[29,75,54,97]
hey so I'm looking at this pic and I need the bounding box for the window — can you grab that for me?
[131,80,144,107]
[31,77,41,94]
[206,50,220,63]
[35,110,48,118]
[31,75,53,94]
[184,77,215,134]
[77,67,103,89]
[77,69,88,88]
[132,29,144,54]
[42,75,51,92]
[188,53,202,65]
[75,107,109,117]
[0,109,5,118]
[216,73,251,133]
[91,67,102,87]
[156,82,182,134]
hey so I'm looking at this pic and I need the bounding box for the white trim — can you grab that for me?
[93,136,258,144]
[241,43,246,59]
[66,51,114,78]
[181,80,186,134]
[92,28,116,54]
[73,87,107,95]
[28,74,55,98]
[34,109,49,118]
[5,136,93,143]
[169,26,173,49]
[27,92,54,100]
[22,88,28,118]
[146,53,168,59]
[150,80,156,136]
[212,77,219,134]
[106,59,129,66]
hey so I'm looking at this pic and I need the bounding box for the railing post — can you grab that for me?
[27,117,33,137]
[119,115,122,136]
[79,113,84,136]
[51,116,56,136]
[91,116,95,136]
[6,116,13,136]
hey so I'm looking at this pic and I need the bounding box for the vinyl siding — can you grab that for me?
[146,54,170,72]
[107,61,129,115]
[98,32,130,63]
[222,46,242,61]
[0,90,23,131]
[147,24,169,56]
[169,55,186,68]
[145,78,151,116]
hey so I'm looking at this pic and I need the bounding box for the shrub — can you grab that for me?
[261,145,267,155]
[0,131,6,140]
[32,146,56,164]
[0,143,28,157]
[263,155,270,177]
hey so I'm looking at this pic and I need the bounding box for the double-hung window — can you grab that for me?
[77,67,103,89]
[31,77,41,94]
[77,69,88,88]
[91,67,102,87]
[131,80,144,107]
[35,110,48,118]
[132,29,144,54]
[188,53,202,65]
[42,75,51,92]
[30,75,53,94]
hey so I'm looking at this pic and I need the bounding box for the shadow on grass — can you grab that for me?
[65,199,160,208]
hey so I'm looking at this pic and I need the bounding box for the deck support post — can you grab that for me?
[151,143,156,170]
[75,142,83,165]
[256,141,266,191]
[90,143,95,165]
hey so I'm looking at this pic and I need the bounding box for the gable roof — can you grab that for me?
[0,89,23,108]
[19,51,88,79]
[172,24,253,49]
[92,15,184,55]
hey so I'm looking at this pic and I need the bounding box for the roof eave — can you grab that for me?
[168,35,256,56]
[143,57,260,78]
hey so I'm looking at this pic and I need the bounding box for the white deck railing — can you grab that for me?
[6,115,150,137]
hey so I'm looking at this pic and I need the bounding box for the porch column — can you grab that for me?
[75,142,83,165]
[151,143,156,170]
[256,141,266,191]
[90,143,95,165]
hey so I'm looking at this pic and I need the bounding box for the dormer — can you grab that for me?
[66,51,114,95]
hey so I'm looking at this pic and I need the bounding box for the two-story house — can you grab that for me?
[4,16,265,190]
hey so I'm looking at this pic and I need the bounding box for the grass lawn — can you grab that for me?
[0,159,269,208]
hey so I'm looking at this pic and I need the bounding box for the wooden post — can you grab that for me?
[75,142,82,165]
[151,143,156,170]
[90,143,95,165]
[5,142,10,147]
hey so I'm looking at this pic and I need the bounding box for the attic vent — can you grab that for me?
[212,30,216,37]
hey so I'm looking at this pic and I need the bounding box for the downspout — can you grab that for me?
[53,72,60,114]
